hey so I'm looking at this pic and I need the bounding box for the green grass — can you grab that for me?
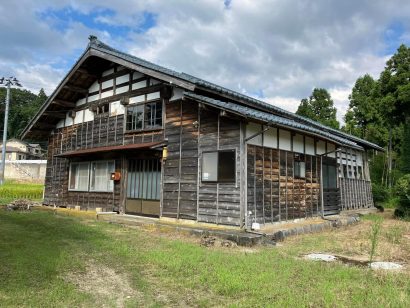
[0,209,409,307]
[0,180,44,205]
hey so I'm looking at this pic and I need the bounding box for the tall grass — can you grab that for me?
[369,216,383,263]
[0,180,44,205]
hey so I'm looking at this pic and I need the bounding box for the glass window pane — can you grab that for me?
[218,151,236,182]
[202,152,218,181]
[69,164,78,189]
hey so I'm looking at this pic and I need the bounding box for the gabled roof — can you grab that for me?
[21,36,383,151]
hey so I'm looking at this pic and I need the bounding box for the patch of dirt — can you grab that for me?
[64,260,142,307]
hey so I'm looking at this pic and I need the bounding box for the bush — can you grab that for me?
[372,182,389,204]
[394,174,410,218]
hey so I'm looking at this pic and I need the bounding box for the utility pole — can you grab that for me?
[0,77,22,185]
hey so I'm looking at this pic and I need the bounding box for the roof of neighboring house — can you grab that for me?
[4,146,26,153]
[21,37,383,151]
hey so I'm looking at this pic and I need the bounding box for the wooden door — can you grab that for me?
[322,158,340,215]
[125,158,161,216]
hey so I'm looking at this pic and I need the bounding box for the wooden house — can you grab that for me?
[21,36,382,228]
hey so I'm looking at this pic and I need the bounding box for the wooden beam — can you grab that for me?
[43,111,66,119]
[53,99,76,108]
[36,122,56,130]
[76,68,99,79]
[63,84,88,94]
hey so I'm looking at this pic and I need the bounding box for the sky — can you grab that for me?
[1,0,409,124]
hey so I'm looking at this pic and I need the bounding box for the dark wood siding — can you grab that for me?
[247,145,320,225]
[162,99,242,226]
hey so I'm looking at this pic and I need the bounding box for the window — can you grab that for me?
[126,100,162,131]
[69,162,90,191]
[294,154,305,178]
[90,161,115,192]
[202,150,236,182]
[69,161,115,192]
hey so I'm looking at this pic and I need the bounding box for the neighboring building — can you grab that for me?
[21,37,382,228]
[0,139,44,161]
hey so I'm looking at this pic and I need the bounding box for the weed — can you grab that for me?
[369,216,383,263]
[384,225,404,244]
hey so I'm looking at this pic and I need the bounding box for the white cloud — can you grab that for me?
[0,0,409,121]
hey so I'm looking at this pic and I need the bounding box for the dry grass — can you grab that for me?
[285,209,410,271]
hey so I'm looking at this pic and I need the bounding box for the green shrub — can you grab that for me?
[372,182,389,204]
[394,174,410,218]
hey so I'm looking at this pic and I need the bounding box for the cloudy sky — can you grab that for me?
[1,0,409,123]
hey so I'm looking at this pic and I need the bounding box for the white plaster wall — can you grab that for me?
[74,110,84,124]
[147,92,160,101]
[102,68,114,77]
[84,109,94,122]
[101,90,113,99]
[56,119,65,128]
[263,127,277,148]
[76,98,86,106]
[101,79,113,89]
[316,140,326,155]
[116,74,129,85]
[88,94,99,102]
[293,134,304,154]
[246,123,263,146]
[327,142,336,158]
[305,136,314,155]
[116,85,129,94]
[89,80,99,93]
[110,101,125,116]
[171,88,183,101]
[279,129,291,151]
[133,71,144,79]
[132,80,147,90]
[129,95,145,104]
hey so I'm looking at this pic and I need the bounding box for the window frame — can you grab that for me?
[294,154,306,179]
[68,162,90,192]
[89,160,115,192]
[125,98,163,133]
[68,160,115,192]
[201,149,236,183]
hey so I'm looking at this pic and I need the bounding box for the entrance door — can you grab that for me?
[322,157,340,216]
[125,158,161,216]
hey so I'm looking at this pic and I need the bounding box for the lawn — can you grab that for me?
[0,208,409,307]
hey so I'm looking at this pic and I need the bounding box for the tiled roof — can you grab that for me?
[184,92,363,150]
[90,38,382,151]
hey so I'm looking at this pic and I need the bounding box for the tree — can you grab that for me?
[296,88,340,129]
[0,88,47,139]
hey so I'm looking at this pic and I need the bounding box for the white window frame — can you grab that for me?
[90,160,115,192]
[68,162,90,191]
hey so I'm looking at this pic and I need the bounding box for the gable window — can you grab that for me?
[90,161,115,192]
[202,150,236,182]
[126,100,162,131]
[69,162,90,191]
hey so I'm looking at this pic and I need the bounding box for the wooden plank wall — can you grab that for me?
[43,111,161,211]
[162,100,241,226]
[162,99,199,219]
[247,145,320,225]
